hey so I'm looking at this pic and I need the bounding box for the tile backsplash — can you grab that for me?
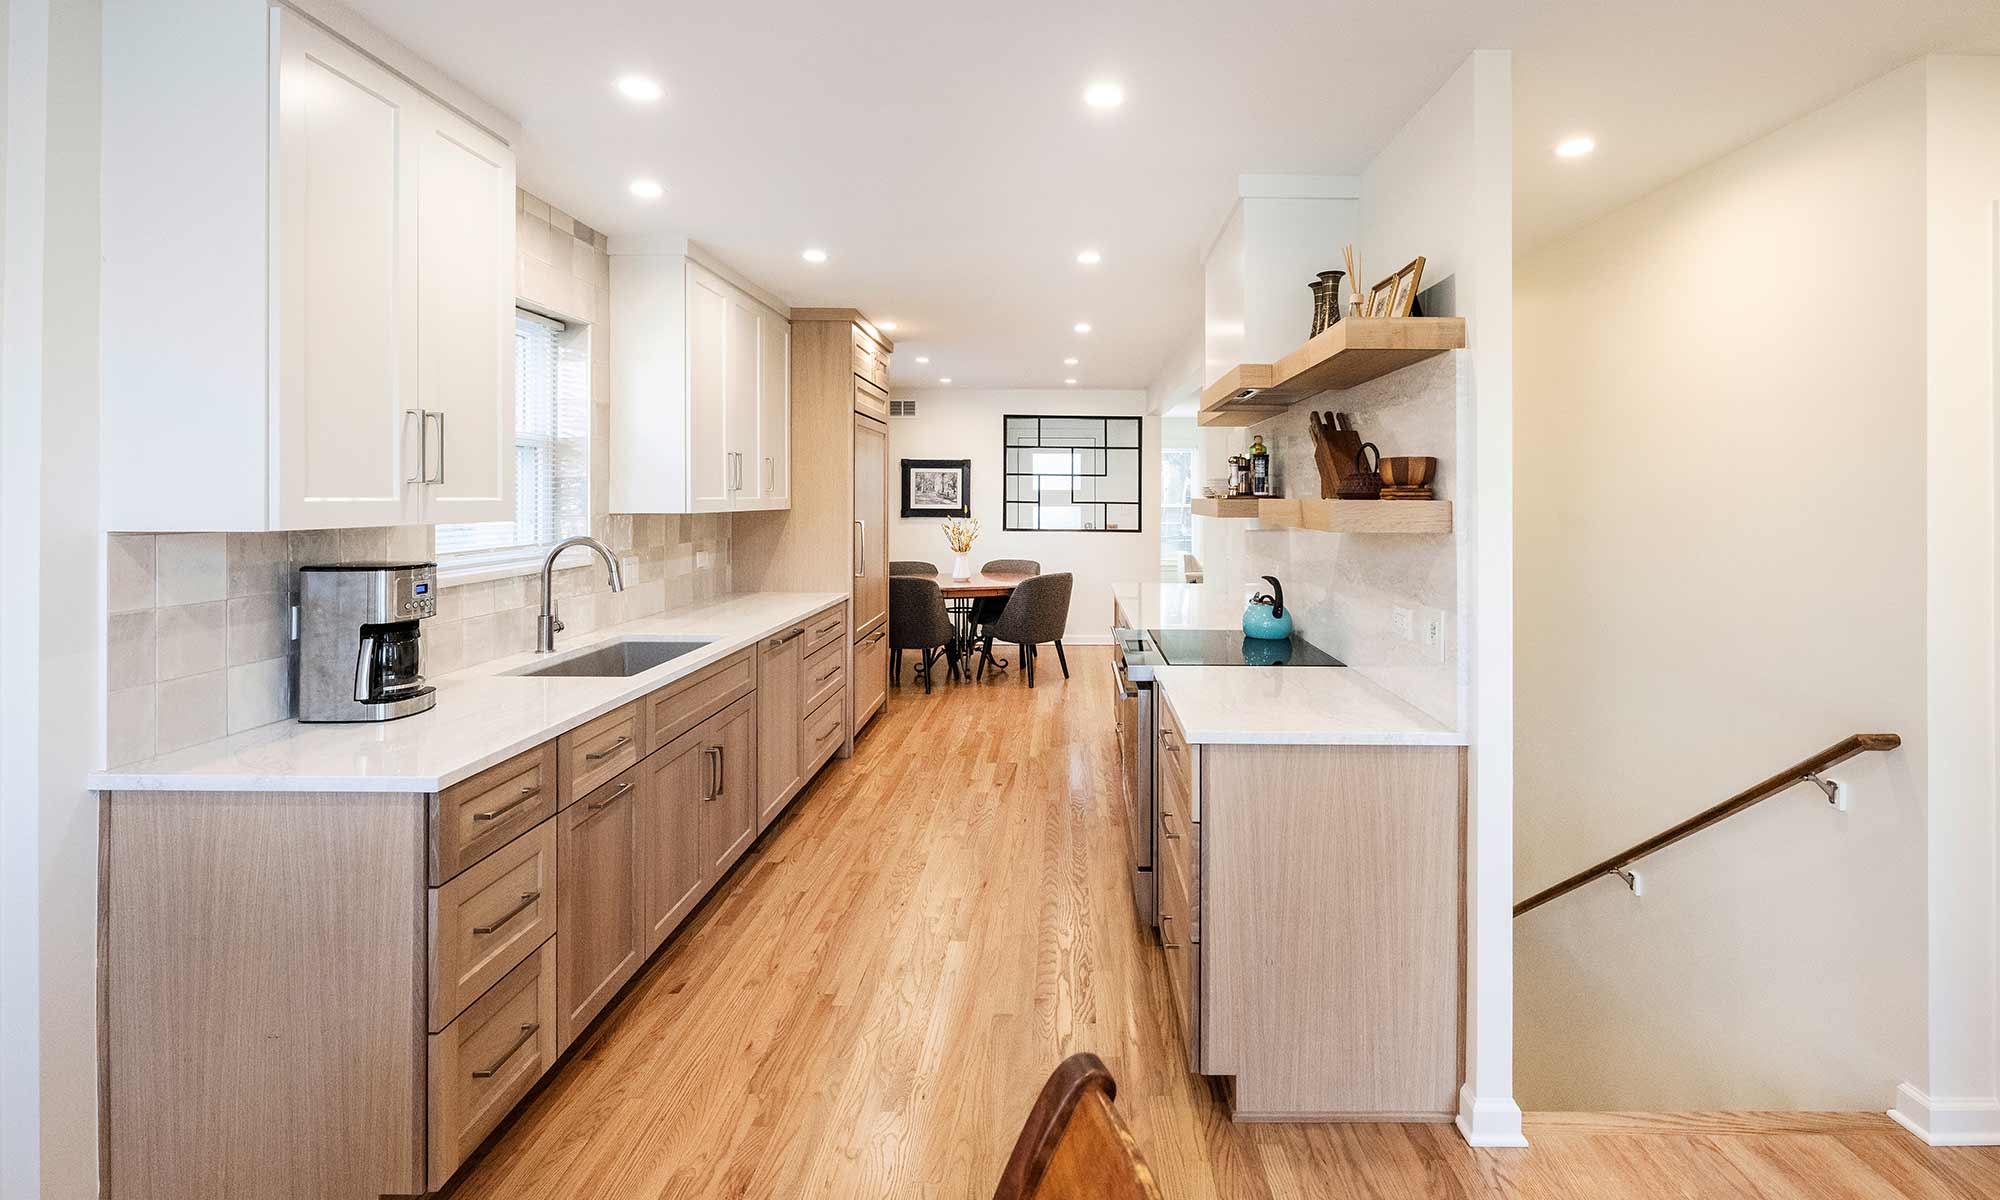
[104,516,731,767]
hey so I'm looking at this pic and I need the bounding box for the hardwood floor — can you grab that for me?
[442,646,2000,1199]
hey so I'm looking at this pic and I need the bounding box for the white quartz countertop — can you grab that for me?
[1152,666,1465,746]
[87,591,849,794]
[1109,580,1252,630]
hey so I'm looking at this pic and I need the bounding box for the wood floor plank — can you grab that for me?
[439,647,2000,1199]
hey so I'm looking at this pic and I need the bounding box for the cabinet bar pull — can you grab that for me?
[702,747,720,801]
[715,745,726,796]
[815,663,842,685]
[472,891,541,936]
[853,521,865,578]
[1161,812,1182,840]
[432,410,446,485]
[584,734,631,763]
[585,780,634,812]
[1161,915,1181,950]
[768,626,804,649]
[817,617,842,636]
[405,409,425,485]
[472,784,539,822]
[470,1023,540,1078]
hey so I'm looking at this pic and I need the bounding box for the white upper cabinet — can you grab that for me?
[609,252,791,514]
[100,3,515,531]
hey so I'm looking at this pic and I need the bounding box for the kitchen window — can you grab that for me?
[435,310,591,578]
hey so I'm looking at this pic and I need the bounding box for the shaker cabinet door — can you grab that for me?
[686,265,733,513]
[555,770,644,1050]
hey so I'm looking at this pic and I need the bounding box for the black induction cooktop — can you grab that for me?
[1145,628,1345,668]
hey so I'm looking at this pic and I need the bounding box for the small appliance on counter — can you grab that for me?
[298,561,438,723]
[1243,574,1293,640]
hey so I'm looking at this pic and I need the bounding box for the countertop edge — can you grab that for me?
[88,592,849,794]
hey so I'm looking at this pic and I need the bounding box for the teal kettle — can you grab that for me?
[1243,575,1294,640]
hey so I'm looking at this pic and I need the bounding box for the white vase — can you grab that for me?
[951,552,972,580]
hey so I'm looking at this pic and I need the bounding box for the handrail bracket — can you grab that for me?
[1609,867,1643,896]
[1803,771,1844,810]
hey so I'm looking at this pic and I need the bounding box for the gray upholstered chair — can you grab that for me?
[977,572,1074,687]
[970,558,1042,656]
[890,560,938,576]
[889,576,958,693]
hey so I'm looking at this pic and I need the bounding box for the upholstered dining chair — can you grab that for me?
[889,576,958,693]
[890,560,938,576]
[978,572,1073,687]
[970,558,1041,668]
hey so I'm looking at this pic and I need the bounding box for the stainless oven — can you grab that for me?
[1110,629,1157,927]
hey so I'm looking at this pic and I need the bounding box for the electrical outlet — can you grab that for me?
[1419,608,1446,661]
[1391,606,1413,641]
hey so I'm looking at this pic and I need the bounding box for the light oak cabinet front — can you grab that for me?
[701,694,761,878]
[609,252,791,514]
[428,938,558,1190]
[640,725,714,953]
[853,624,889,730]
[102,4,515,531]
[757,625,807,829]
[853,413,889,638]
[555,769,645,1050]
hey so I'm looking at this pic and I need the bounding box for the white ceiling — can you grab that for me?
[344,0,2000,391]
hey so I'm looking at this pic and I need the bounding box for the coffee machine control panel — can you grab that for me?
[394,567,438,619]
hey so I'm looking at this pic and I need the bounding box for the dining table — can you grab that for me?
[934,571,1033,671]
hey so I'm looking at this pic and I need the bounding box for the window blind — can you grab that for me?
[436,310,590,561]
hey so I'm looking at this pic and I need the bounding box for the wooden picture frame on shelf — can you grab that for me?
[1368,281,1396,318]
[1390,256,1426,317]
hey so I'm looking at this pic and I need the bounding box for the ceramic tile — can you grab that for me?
[227,531,291,597]
[461,612,505,668]
[157,601,226,680]
[386,525,432,562]
[156,671,228,753]
[424,619,465,676]
[521,191,549,221]
[516,209,553,265]
[549,206,574,235]
[155,533,227,606]
[226,657,292,733]
[108,610,157,690]
[108,534,157,613]
[227,592,292,666]
[288,528,341,569]
[105,685,157,767]
[339,526,389,562]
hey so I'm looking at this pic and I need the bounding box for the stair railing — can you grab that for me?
[1513,733,1902,917]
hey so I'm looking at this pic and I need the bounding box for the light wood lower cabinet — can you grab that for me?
[555,768,645,1050]
[559,700,646,805]
[428,937,557,1189]
[1154,686,1465,1122]
[853,624,888,730]
[429,816,557,1031]
[641,723,714,953]
[701,693,760,878]
[757,626,807,829]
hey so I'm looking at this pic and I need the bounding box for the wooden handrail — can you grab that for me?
[1514,733,1902,917]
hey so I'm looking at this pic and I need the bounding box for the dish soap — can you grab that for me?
[1249,435,1272,497]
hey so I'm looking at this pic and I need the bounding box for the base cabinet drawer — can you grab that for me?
[803,604,847,657]
[853,626,888,729]
[429,817,557,1031]
[1158,842,1199,1071]
[804,638,846,714]
[803,687,846,772]
[559,701,645,805]
[428,938,558,1191]
[647,648,755,753]
[430,742,558,886]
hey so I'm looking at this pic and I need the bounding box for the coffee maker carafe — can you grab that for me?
[298,562,438,722]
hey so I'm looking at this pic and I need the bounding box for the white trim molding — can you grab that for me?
[1456,1084,1529,1147]
[1889,1083,2000,1146]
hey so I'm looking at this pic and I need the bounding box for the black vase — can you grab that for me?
[1309,270,1346,336]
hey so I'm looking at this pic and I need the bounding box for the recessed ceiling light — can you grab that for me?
[615,76,663,102]
[1064,378,1078,385]
[1083,81,1125,110]
[1076,249,1102,265]
[627,178,664,200]
[1555,135,1596,159]
[1073,322,1092,334]
[938,377,953,384]
[801,248,828,264]
[914,355,930,364]
[878,321,898,332]
[1063,357,1078,365]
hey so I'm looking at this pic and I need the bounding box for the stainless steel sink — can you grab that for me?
[507,638,714,678]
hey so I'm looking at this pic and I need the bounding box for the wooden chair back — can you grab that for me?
[992,1054,1163,1200]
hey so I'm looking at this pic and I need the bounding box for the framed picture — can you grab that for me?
[1368,279,1396,317]
[900,458,972,518]
[1389,255,1426,317]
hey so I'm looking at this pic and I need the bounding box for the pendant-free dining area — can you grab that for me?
[887,560,1076,691]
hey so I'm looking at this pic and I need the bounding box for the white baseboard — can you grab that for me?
[1889,1082,2000,1145]
[1455,1083,1529,1147]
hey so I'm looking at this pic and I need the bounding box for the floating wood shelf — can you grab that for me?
[1191,495,1452,534]
[1198,317,1467,427]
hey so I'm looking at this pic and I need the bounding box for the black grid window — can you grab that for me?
[1003,415,1142,532]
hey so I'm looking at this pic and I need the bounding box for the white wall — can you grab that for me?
[1515,62,1931,1111]
[1355,49,1520,1145]
[2,0,105,1195]
[885,388,1158,642]
[1909,53,2000,1144]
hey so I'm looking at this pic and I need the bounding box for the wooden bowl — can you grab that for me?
[1378,456,1436,488]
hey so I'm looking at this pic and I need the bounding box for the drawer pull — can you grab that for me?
[814,662,842,685]
[472,785,539,823]
[1161,915,1182,950]
[470,1023,540,1079]
[815,617,841,636]
[769,626,805,649]
[702,747,723,801]
[1161,812,1182,840]
[585,781,634,812]
[1160,729,1178,749]
[584,734,631,763]
[472,891,541,936]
